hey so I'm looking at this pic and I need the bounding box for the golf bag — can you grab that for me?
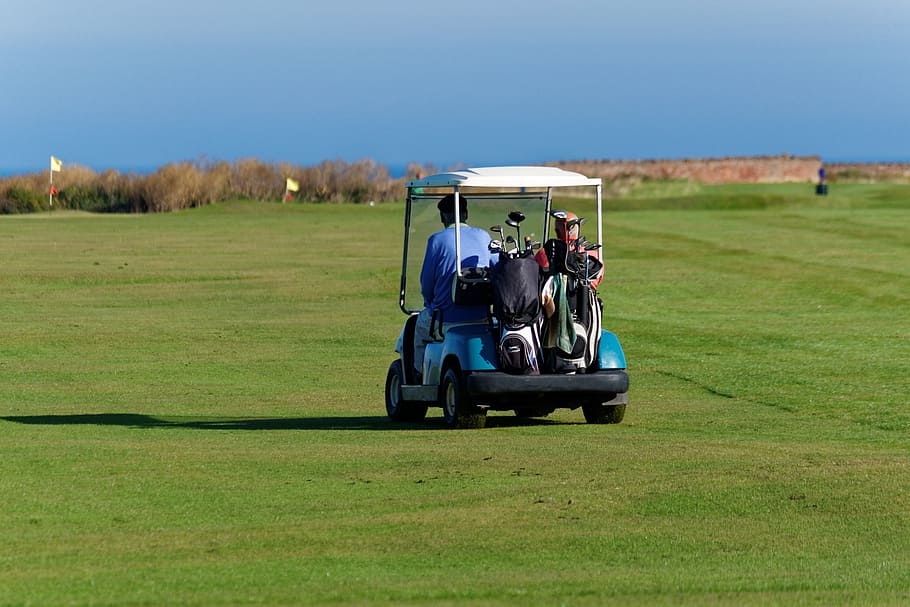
[543,282,602,373]
[491,253,542,375]
[498,323,543,376]
[579,282,602,369]
[543,238,603,289]
[540,241,603,373]
[543,239,579,277]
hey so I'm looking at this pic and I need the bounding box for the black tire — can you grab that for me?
[441,367,486,429]
[385,360,428,422]
[582,402,626,424]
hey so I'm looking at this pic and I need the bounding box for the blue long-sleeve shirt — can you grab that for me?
[420,224,495,323]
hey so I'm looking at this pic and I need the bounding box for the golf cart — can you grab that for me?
[385,166,629,428]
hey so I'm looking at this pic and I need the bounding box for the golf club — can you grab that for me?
[505,235,517,256]
[576,237,595,252]
[583,244,602,284]
[566,216,586,243]
[506,210,526,244]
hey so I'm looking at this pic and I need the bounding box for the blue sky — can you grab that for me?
[2,0,908,173]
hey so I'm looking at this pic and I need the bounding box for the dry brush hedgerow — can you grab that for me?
[5,155,906,214]
[0,158,429,214]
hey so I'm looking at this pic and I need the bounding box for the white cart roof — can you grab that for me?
[407,166,601,189]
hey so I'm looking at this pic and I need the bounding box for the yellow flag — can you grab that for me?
[286,177,299,192]
[50,156,63,172]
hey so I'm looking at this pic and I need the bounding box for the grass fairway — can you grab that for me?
[1,185,908,606]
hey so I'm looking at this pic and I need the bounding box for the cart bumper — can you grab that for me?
[466,369,628,401]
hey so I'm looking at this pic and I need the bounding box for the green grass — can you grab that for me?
[594,181,910,211]
[1,187,909,606]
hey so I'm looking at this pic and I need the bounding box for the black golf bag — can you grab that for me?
[491,253,543,375]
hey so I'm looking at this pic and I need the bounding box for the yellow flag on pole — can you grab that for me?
[286,177,300,192]
[50,156,63,172]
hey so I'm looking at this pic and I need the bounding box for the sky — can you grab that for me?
[2,0,908,174]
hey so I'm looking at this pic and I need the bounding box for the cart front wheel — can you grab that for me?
[385,360,428,422]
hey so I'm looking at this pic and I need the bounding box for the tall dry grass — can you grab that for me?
[0,158,428,214]
[6,156,908,215]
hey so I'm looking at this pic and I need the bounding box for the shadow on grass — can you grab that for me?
[0,413,560,431]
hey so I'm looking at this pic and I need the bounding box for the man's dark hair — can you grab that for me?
[437,194,468,225]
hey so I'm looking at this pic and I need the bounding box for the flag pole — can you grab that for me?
[49,156,62,206]
[284,177,299,203]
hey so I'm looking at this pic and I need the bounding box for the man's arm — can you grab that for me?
[419,235,437,306]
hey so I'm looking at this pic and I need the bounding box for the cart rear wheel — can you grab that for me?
[582,401,626,424]
[385,360,428,422]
